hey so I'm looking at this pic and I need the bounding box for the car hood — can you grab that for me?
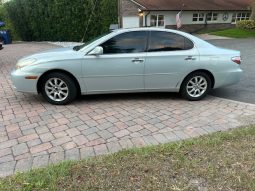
[20,47,83,63]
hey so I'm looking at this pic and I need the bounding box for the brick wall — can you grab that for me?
[120,0,140,16]
[119,0,141,27]
[166,23,235,33]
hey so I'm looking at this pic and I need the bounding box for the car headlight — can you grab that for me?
[16,58,37,70]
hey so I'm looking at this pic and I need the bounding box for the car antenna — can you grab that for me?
[81,0,99,43]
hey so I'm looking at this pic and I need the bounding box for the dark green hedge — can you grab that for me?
[1,3,21,40]
[2,0,117,42]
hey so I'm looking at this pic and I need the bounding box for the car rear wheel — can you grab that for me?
[180,72,211,101]
[41,72,77,105]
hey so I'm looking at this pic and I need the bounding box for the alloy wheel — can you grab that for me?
[45,78,69,102]
[186,76,208,98]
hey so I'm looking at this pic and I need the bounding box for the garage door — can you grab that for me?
[122,16,140,28]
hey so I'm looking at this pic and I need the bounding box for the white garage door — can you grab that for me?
[122,16,140,28]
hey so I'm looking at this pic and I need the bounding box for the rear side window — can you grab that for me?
[185,38,194,50]
[101,31,148,54]
[148,31,194,52]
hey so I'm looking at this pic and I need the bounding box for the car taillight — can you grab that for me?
[231,56,241,65]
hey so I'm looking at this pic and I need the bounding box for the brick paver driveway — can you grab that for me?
[1,43,255,177]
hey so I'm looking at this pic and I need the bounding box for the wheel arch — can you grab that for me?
[37,69,81,94]
[180,69,215,89]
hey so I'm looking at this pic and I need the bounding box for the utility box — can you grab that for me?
[0,30,12,44]
[109,24,119,32]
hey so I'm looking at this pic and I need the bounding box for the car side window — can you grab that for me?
[100,31,148,54]
[148,31,194,52]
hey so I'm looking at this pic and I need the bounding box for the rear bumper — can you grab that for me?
[11,70,39,94]
[214,68,243,88]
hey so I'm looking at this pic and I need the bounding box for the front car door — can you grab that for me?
[82,31,148,93]
[145,31,199,91]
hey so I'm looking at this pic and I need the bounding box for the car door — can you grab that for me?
[145,31,199,90]
[82,31,148,93]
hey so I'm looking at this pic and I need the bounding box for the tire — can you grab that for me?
[41,72,77,105]
[180,72,212,101]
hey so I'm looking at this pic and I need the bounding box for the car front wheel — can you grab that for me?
[41,72,77,105]
[181,72,211,101]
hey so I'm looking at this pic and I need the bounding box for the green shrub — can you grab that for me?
[236,20,255,30]
[0,4,21,40]
[1,0,117,42]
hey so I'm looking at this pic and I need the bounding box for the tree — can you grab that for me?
[2,0,118,41]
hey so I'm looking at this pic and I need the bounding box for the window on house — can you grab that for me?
[150,15,165,27]
[206,13,218,21]
[232,12,251,23]
[150,15,157,27]
[192,13,205,22]
[232,13,237,23]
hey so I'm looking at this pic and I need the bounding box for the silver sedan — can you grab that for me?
[11,28,242,105]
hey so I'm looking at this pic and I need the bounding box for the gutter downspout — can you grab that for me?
[144,11,150,27]
[118,0,121,28]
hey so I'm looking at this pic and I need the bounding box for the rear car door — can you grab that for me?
[145,31,199,90]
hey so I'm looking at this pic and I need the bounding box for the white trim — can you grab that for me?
[130,0,147,9]
[150,14,165,27]
[192,13,205,22]
[231,12,251,24]
[206,12,218,22]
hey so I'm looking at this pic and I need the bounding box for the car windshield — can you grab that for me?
[73,32,110,51]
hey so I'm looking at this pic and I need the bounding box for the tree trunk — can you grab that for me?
[252,1,255,20]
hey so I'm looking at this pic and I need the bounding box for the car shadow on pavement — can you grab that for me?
[22,91,214,106]
[30,91,218,106]
[77,92,181,102]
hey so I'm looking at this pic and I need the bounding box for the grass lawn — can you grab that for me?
[1,126,255,191]
[209,28,255,38]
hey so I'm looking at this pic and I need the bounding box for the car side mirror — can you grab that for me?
[88,46,104,56]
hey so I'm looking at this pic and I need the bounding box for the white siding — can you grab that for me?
[122,16,140,28]
[145,11,237,26]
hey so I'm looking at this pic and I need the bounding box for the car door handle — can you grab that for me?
[131,58,144,64]
[185,56,196,61]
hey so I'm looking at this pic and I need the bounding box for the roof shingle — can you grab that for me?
[135,0,253,11]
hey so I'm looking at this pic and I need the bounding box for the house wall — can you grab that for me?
[145,11,239,26]
[120,0,251,32]
[144,11,251,32]
[120,0,140,16]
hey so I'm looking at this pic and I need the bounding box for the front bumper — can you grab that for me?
[11,70,39,94]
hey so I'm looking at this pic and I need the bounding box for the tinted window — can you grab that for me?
[101,31,148,54]
[148,31,194,52]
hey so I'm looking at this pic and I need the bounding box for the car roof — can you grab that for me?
[114,27,182,34]
[113,27,196,40]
